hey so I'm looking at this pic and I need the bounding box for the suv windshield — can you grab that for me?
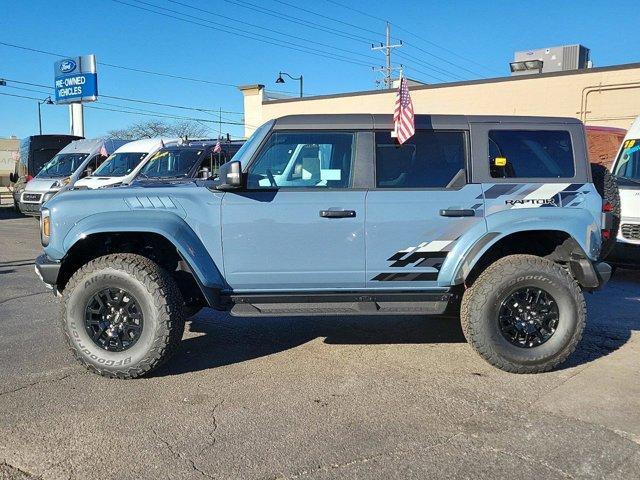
[614,139,640,182]
[93,152,148,177]
[37,153,89,178]
[138,148,203,178]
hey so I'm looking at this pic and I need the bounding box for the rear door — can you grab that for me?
[365,128,486,289]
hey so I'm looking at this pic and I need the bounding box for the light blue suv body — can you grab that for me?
[35,114,612,377]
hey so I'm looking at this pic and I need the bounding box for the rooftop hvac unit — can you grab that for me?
[510,45,590,76]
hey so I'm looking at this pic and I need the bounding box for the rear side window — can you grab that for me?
[375,130,466,188]
[489,130,574,178]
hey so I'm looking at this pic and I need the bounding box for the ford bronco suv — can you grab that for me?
[35,114,613,378]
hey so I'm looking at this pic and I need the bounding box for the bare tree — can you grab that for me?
[108,120,210,140]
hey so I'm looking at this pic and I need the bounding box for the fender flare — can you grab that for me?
[447,210,600,286]
[62,210,226,290]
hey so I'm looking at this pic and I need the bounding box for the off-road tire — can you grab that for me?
[591,163,620,260]
[461,254,586,374]
[61,253,185,379]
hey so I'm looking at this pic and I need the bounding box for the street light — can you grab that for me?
[38,97,54,135]
[275,71,303,98]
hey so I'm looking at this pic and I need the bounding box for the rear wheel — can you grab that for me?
[591,163,620,260]
[61,253,185,379]
[461,254,585,373]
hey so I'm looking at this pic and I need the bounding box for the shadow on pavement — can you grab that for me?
[156,314,465,377]
[157,268,640,377]
[0,204,24,220]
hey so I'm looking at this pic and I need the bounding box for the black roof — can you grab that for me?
[272,114,582,131]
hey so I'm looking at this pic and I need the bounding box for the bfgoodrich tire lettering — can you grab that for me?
[461,254,586,373]
[61,254,185,379]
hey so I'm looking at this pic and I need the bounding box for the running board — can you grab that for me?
[227,291,451,317]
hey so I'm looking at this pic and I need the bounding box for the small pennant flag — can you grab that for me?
[213,139,222,154]
[392,75,415,144]
[99,143,109,157]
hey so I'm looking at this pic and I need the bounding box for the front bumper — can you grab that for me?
[34,254,61,289]
[18,201,42,216]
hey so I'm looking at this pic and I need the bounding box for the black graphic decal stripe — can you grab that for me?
[389,252,448,268]
[372,272,439,282]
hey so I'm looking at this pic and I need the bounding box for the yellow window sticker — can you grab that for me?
[494,157,507,167]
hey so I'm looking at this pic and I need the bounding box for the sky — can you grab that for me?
[1,0,639,140]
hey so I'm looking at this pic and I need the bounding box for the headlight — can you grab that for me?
[42,191,56,204]
[40,208,51,247]
[52,177,71,189]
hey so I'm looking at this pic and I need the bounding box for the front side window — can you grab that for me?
[489,130,574,178]
[247,131,354,188]
[37,153,90,178]
[375,130,466,188]
[93,152,148,177]
[139,148,202,178]
[614,138,640,182]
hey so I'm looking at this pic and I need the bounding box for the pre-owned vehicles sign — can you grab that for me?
[54,55,98,104]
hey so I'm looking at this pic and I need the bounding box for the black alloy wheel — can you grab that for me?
[498,287,559,348]
[85,288,144,352]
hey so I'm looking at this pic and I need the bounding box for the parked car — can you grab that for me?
[608,116,640,268]
[133,138,245,182]
[18,137,128,215]
[9,134,81,213]
[36,114,612,378]
[73,138,176,190]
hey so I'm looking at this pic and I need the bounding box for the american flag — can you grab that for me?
[213,139,222,154]
[393,76,415,144]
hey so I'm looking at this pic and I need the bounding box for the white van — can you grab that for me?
[609,116,640,267]
[19,137,127,215]
[74,138,175,189]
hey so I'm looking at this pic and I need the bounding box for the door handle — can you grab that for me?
[439,208,475,217]
[320,209,356,218]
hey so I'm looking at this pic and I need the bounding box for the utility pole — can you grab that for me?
[372,22,403,89]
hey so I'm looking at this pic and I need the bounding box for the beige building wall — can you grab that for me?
[239,63,640,137]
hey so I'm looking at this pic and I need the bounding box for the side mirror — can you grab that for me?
[9,172,17,183]
[216,161,243,190]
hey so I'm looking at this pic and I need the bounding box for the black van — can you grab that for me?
[9,135,81,211]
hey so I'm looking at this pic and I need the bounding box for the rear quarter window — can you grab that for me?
[489,130,575,178]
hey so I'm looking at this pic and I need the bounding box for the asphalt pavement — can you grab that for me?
[0,204,639,480]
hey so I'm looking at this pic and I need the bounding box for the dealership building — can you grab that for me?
[239,61,640,138]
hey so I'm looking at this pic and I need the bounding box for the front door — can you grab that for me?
[366,129,486,289]
[221,130,365,292]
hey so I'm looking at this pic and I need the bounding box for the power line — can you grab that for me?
[162,0,380,63]
[0,41,241,89]
[321,0,498,76]
[223,0,376,44]
[111,0,375,68]
[0,76,243,115]
[242,0,479,81]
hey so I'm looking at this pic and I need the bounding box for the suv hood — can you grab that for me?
[24,177,59,193]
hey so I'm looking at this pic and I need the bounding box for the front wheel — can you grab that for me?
[461,255,586,373]
[61,254,185,379]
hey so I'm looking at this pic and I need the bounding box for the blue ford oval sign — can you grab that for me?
[60,60,77,73]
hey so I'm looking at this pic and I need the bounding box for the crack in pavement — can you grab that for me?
[150,426,216,479]
[0,460,39,479]
[0,371,83,397]
[0,290,49,306]
[478,446,575,478]
[271,433,463,480]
